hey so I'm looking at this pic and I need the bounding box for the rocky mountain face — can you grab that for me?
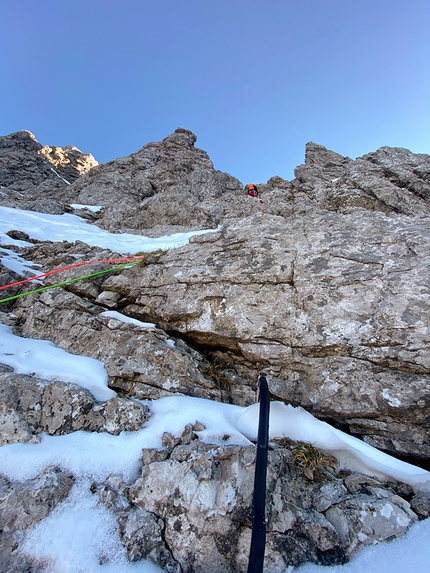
[0,130,97,214]
[1,128,430,571]
[67,127,243,235]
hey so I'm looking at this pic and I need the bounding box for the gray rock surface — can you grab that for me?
[124,430,421,572]
[1,128,430,570]
[87,210,430,460]
[0,130,97,214]
[118,507,181,572]
[3,132,430,460]
[293,142,430,216]
[66,127,243,235]
[0,467,74,572]
[2,431,428,573]
[13,287,224,403]
[0,371,149,445]
[0,130,63,190]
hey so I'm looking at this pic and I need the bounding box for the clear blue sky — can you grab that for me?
[1,0,429,184]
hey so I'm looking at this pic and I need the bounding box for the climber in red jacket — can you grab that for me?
[245,183,265,212]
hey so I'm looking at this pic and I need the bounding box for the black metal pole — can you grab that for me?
[247,374,270,573]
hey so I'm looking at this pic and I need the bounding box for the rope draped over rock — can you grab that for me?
[0,255,149,304]
[0,255,148,292]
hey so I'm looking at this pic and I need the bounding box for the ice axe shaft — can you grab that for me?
[247,374,270,573]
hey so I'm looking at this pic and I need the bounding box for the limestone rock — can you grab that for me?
[68,127,243,234]
[2,129,430,570]
[0,130,93,213]
[0,434,423,572]
[325,494,417,557]
[128,440,256,572]
[125,434,420,572]
[0,467,74,572]
[0,374,39,445]
[294,142,353,184]
[12,287,224,403]
[293,142,430,216]
[3,132,430,462]
[38,143,98,181]
[0,467,74,531]
[95,210,430,460]
[118,508,180,572]
[362,146,430,203]
[0,372,149,445]
[0,130,51,189]
[410,491,430,518]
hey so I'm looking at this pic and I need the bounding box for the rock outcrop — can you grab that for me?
[1,128,430,571]
[38,143,98,182]
[89,209,430,461]
[0,371,149,446]
[0,130,97,214]
[294,143,430,216]
[2,132,430,460]
[0,467,74,571]
[12,287,224,403]
[67,127,243,235]
[103,429,427,572]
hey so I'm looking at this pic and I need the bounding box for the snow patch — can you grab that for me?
[70,203,103,212]
[22,480,164,573]
[382,388,401,407]
[0,247,42,276]
[237,402,430,490]
[0,323,115,401]
[380,503,394,519]
[100,310,156,329]
[50,166,71,185]
[0,206,220,254]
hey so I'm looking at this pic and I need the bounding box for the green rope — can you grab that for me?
[0,261,139,304]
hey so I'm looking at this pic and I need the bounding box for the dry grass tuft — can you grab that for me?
[291,441,338,480]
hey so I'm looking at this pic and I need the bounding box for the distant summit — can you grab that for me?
[0,130,97,214]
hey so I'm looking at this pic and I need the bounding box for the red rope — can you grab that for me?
[0,255,147,292]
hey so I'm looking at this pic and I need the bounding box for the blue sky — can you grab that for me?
[1,0,429,184]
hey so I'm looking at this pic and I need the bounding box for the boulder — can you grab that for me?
[0,371,149,445]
